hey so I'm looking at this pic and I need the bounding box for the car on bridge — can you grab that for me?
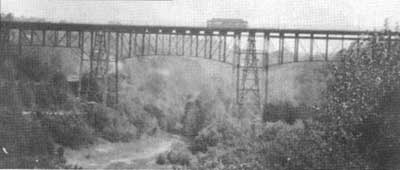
[207,18,248,29]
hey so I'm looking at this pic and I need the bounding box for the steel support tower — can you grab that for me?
[85,31,111,103]
[237,33,261,113]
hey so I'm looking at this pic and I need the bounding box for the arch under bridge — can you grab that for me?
[1,21,399,113]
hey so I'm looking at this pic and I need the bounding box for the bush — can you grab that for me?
[166,145,193,166]
[15,55,52,82]
[115,102,158,137]
[40,113,95,149]
[0,81,24,110]
[35,72,71,110]
[192,118,263,170]
[80,73,103,103]
[259,121,331,170]
[263,102,315,124]
[190,126,220,153]
[156,153,168,165]
[0,110,66,169]
[84,103,137,142]
[181,91,224,138]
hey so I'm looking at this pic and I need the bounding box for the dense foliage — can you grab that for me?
[318,33,400,169]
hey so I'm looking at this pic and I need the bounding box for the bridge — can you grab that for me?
[1,21,399,113]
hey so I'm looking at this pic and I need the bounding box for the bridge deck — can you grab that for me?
[2,21,400,36]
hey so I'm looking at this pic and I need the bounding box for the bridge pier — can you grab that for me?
[263,32,270,117]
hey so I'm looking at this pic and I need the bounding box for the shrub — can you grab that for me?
[35,72,71,110]
[156,153,168,165]
[0,81,24,110]
[15,56,51,82]
[263,102,315,124]
[190,126,220,153]
[192,118,263,170]
[115,102,159,137]
[84,103,137,142]
[258,121,331,170]
[166,145,193,166]
[80,73,103,103]
[181,91,223,138]
[0,110,66,169]
[40,113,95,149]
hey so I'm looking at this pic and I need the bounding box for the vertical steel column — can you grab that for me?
[175,33,179,56]
[95,32,100,76]
[141,32,146,56]
[148,33,152,55]
[310,33,314,61]
[161,32,165,55]
[294,33,299,62]
[341,35,345,50]
[155,31,159,55]
[30,30,34,45]
[104,31,111,105]
[66,31,71,47]
[134,32,137,56]
[190,34,193,56]
[78,31,84,98]
[168,33,172,55]
[89,31,94,77]
[204,34,207,58]
[356,35,360,57]
[139,32,146,56]
[89,31,94,99]
[6,29,10,44]
[209,33,213,59]
[263,32,270,114]
[325,34,329,61]
[106,32,111,69]
[387,31,392,57]
[42,30,46,46]
[235,32,241,104]
[218,34,222,61]
[54,31,58,47]
[18,29,22,56]
[371,33,376,58]
[279,33,284,64]
[115,32,120,104]
[195,34,199,57]
[128,32,132,58]
[223,34,227,62]
[182,33,185,56]
[120,33,124,59]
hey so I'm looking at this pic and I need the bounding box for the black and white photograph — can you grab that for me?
[0,0,400,169]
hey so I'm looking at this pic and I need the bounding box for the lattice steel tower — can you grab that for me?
[85,31,110,103]
[237,33,261,113]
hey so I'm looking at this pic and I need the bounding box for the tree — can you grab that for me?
[319,33,400,169]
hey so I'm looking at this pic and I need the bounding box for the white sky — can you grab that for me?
[1,0,400,30]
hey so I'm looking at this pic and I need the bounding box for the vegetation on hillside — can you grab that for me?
[156,29,400,170]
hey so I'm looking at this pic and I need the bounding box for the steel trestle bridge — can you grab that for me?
[1,21,399,113]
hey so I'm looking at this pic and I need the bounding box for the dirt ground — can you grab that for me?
[64,133,184,169]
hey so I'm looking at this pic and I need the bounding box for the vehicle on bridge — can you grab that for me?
[207,18,248,29]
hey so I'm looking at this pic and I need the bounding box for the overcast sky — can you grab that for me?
[1,0,399,30]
